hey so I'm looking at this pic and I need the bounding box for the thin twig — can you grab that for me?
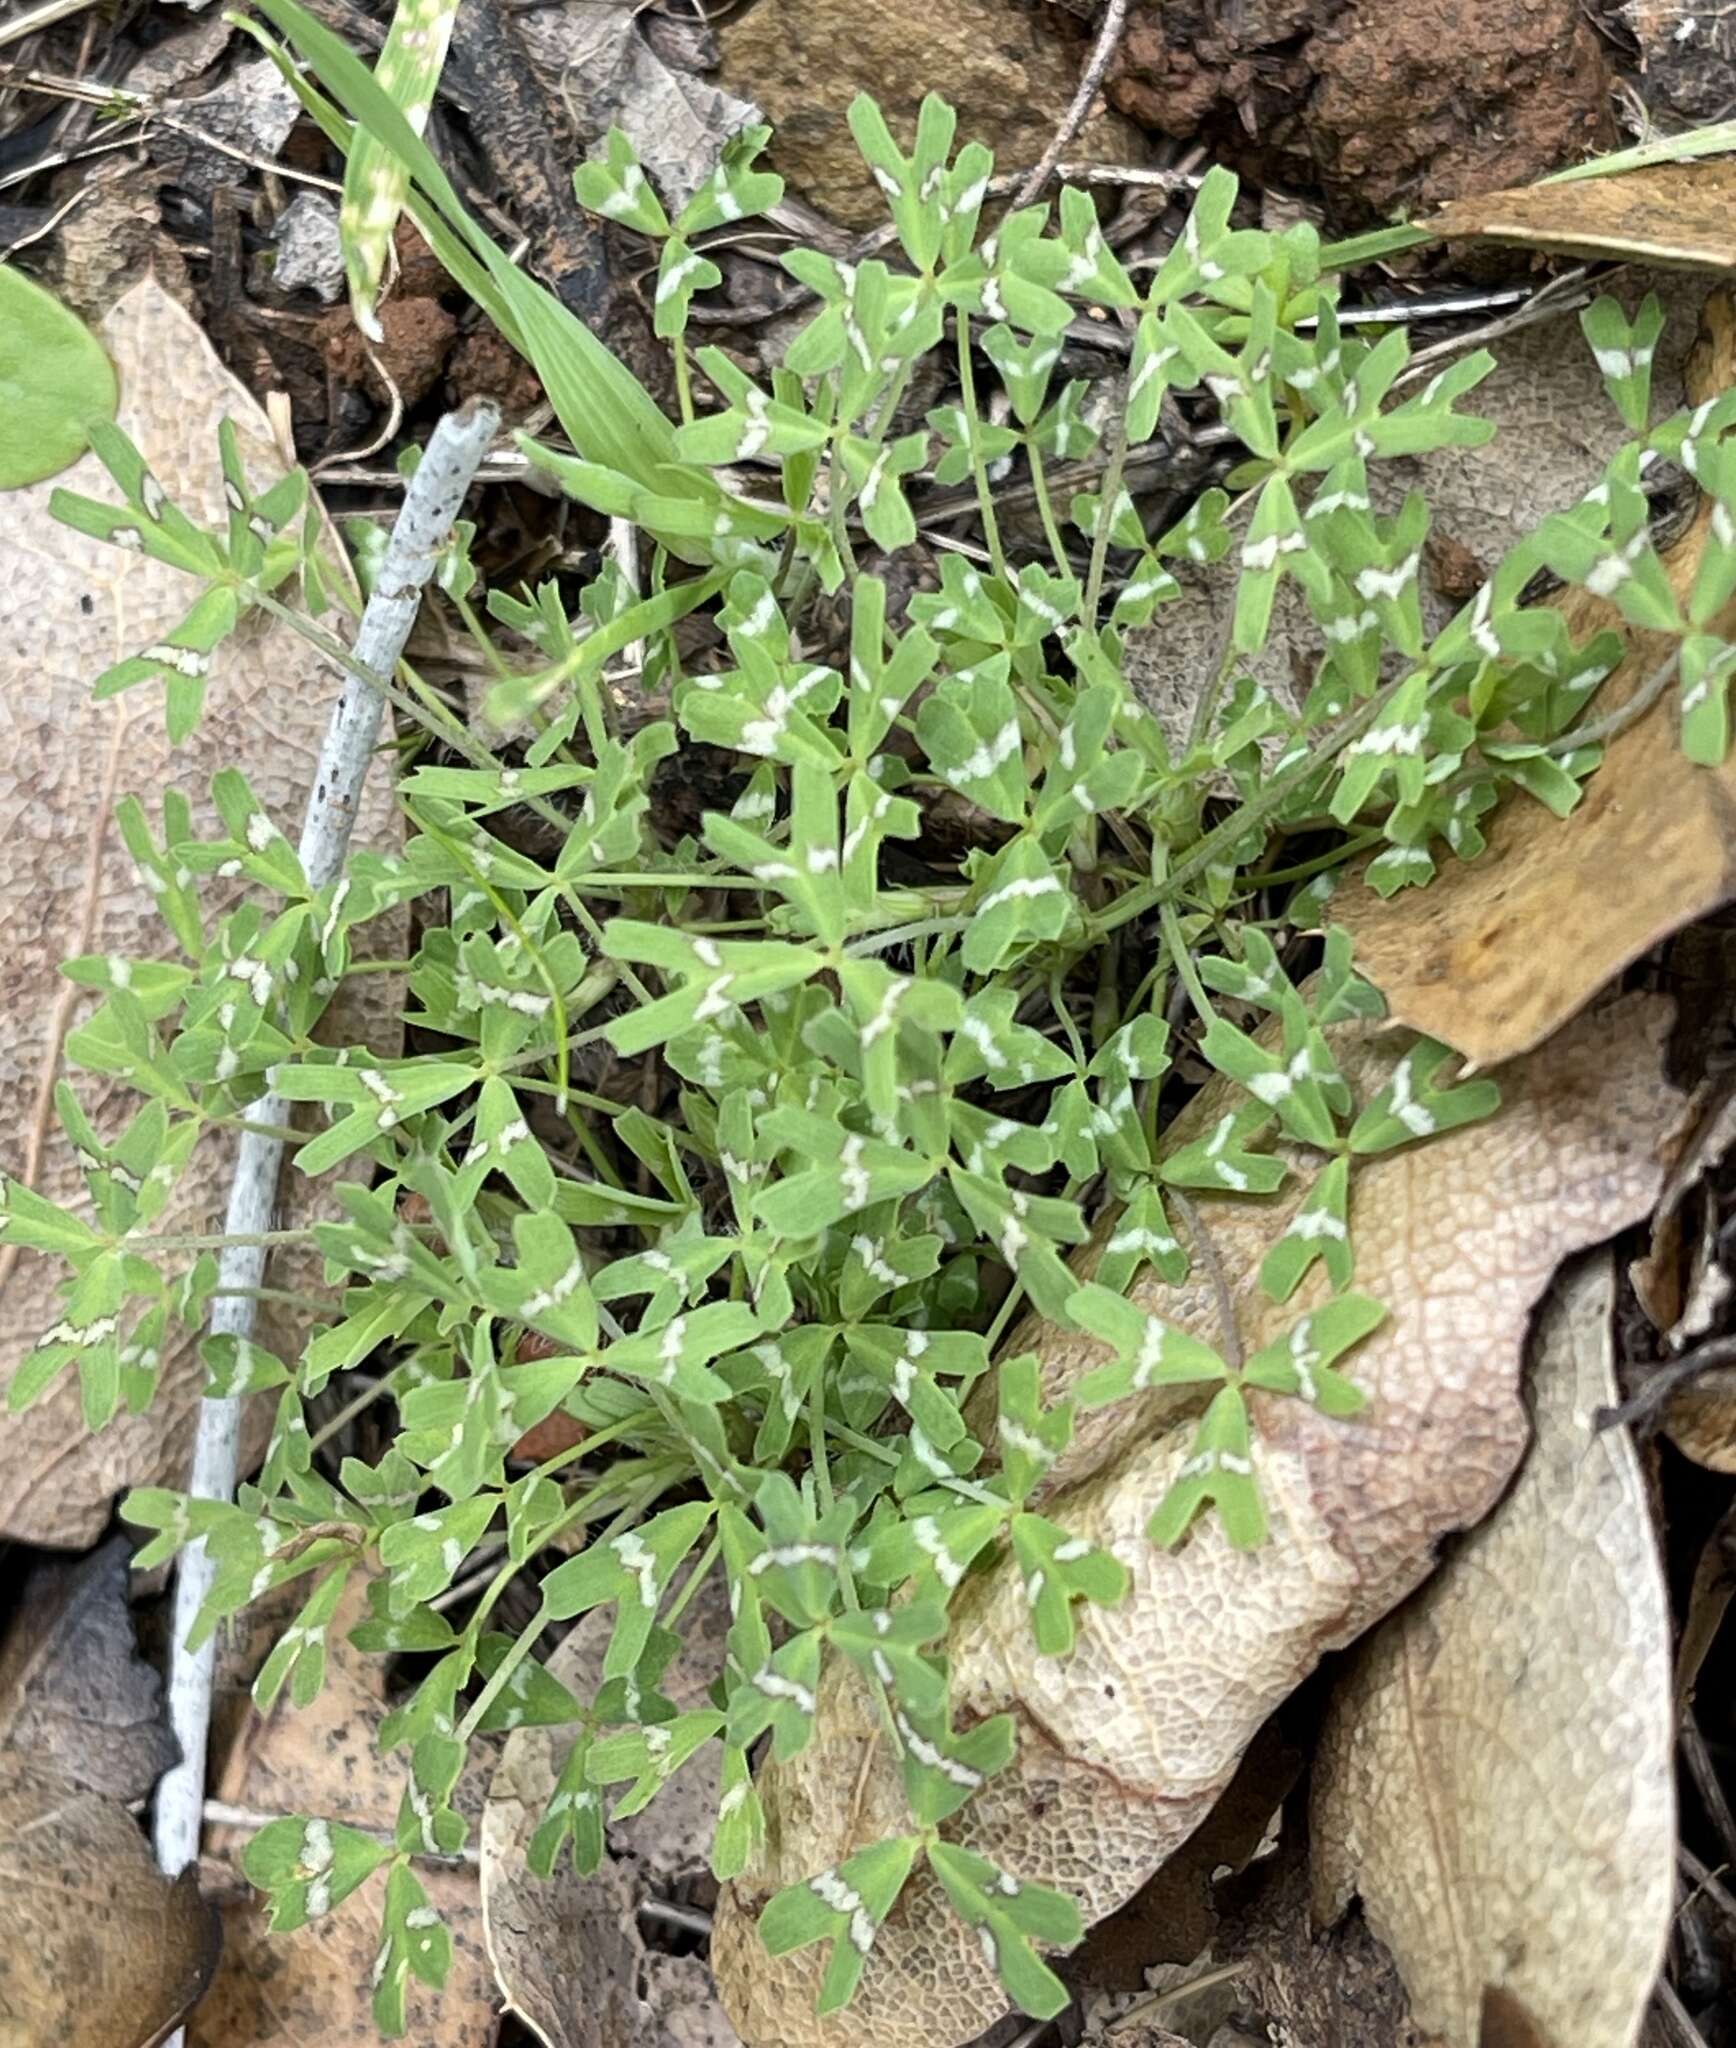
[153,401,500,1900]
[1680,1844,1736,1934]
[1683,1719,1736,1871]
[1014,0,1130,208]
[1596,1333,1736,1433]
[0,0,100,50]
[1652,1978,1712,2048]
[638,1898,715,1938]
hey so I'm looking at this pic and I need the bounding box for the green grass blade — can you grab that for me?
[250,0,690,494]
[237,16,528,355]
[340,0,460,341]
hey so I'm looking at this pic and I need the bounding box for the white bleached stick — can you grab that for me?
[153,397,500,1888]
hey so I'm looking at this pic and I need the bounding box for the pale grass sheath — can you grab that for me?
[153,400,500,1906]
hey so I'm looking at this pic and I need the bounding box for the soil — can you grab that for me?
[1109,0,1614,221]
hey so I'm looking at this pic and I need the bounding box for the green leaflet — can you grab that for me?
[0,266,117,489]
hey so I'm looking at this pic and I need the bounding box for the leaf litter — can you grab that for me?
[0,1754,220,2048]
[714,995,1683,2048]
[190,1571,499,2048]
[515,0,762,220]
[481,1570,739,2048]
[1338,289,1736,1068]
[1311,1254,1674,2048]
[0,276,402,1549]
[0,1534,177,1804]
[10,8,1736,2039]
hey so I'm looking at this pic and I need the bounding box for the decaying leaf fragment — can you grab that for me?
[0,276,402,1548]
[190,1574,498,2048]
[480,1577,738,2048]
[0,1535,176,1803]
[1338,292,1736,1068]
[1429,158,1736,271]
[517,0,761,218]
[0,1754,220,2048]
[714,996,1682,2048]
[1310,1255,1674,2048]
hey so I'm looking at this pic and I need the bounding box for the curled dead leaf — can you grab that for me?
[1662,1363,1736,1472]
[0,1535,176,1804]
[0,1753,220,2048]
[0,277,403,1548]
[1337,290,1736,1068]
[1309,1254,1674,2048]
[714,995,1682,2048]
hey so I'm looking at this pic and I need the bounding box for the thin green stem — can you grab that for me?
[455,1465,682,1741]
[673,334,696,426]
[1159,894,1217,1029]
[1154,675,1406,909]
[663,1534,721,1630]
[1027,443,1073,578]
[1082,416,1129,630]
[1239,826,1385,890]
[831,1422,1010,1511]
[309,1373,392,1452]
[129,1225,328,1253]
[954,311,1008,582]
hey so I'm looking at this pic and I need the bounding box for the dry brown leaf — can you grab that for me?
[0,276,402,1548]
[483,1740,686,2048]
[1372,276,1703,603]
[714,995,1681,2048]
[1662,1364,1736,1471]
[1629,1075,1736,1336]
[1336,292,1736,1069]
[188,1573,498,2048]
[0,1535,175,1803]
[517,0,759,216]
[0,1753,220,2048]
[1309,1254,1674,2048]
[1429,159,1736,270]
[480,1586,741,2048]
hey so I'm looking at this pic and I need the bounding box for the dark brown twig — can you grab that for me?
[1683,1724,1736,1873]
[1680,1846,1736,1938]
[1013,0,1130,209]
[1596,1333,1736,1434]
[1653,1978,1713,2048]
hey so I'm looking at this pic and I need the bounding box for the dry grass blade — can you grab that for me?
[339,0,459,341]
[1429,159,1736,270]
